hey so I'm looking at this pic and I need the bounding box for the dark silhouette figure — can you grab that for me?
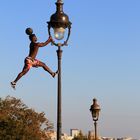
[11,28,58,89]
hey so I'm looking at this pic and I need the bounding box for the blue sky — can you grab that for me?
[0,0,140,138]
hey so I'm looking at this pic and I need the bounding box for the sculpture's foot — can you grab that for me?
[11,81,16,90]
[52,70,59,78]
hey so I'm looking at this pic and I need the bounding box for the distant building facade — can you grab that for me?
[101,137,115,140]
[70,129,80,138]
[117,137,134,140]
[45,130,74,140]
[88,131,94,140]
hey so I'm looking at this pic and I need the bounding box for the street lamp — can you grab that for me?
[47,1,72,140]
[90,98,101,140]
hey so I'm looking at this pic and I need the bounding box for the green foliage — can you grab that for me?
[0,96,53,140]
[72,130,88,140]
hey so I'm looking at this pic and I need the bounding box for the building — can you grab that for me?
[70,129,80,138]
[117,137,134,140]
[101,137,115,140]
[61,133,73,140]
[45,131,73,140]
[88,131,94,140]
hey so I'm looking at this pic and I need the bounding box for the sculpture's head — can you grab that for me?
[25,28,37,42]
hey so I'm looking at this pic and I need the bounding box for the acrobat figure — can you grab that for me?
[11,28,58,89]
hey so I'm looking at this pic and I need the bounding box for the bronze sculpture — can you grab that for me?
[11,28,58,89]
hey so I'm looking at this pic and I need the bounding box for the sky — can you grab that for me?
[0,0,140,139]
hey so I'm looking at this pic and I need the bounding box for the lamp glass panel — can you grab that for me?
[54,27,65,40]
[92,110,97,118]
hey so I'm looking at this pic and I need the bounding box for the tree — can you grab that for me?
[0,96,53,140]
[72,130,88,140]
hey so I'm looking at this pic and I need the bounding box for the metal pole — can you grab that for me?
[57,46,63,140]
[94,121,97,140]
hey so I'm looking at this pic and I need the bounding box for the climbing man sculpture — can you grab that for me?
[11,28,58,89]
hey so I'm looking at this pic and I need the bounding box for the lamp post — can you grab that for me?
[47,1,71,140]
[90,98,101,140]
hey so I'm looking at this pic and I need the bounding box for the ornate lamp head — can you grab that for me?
[47,0,72,47]
[90,98,101,121]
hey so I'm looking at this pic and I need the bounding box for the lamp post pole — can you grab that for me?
[57,46,62,140]
[94,120,97,140]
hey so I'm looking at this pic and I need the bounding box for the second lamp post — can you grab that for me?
[47,0,71,140]
[90,98,101,140]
